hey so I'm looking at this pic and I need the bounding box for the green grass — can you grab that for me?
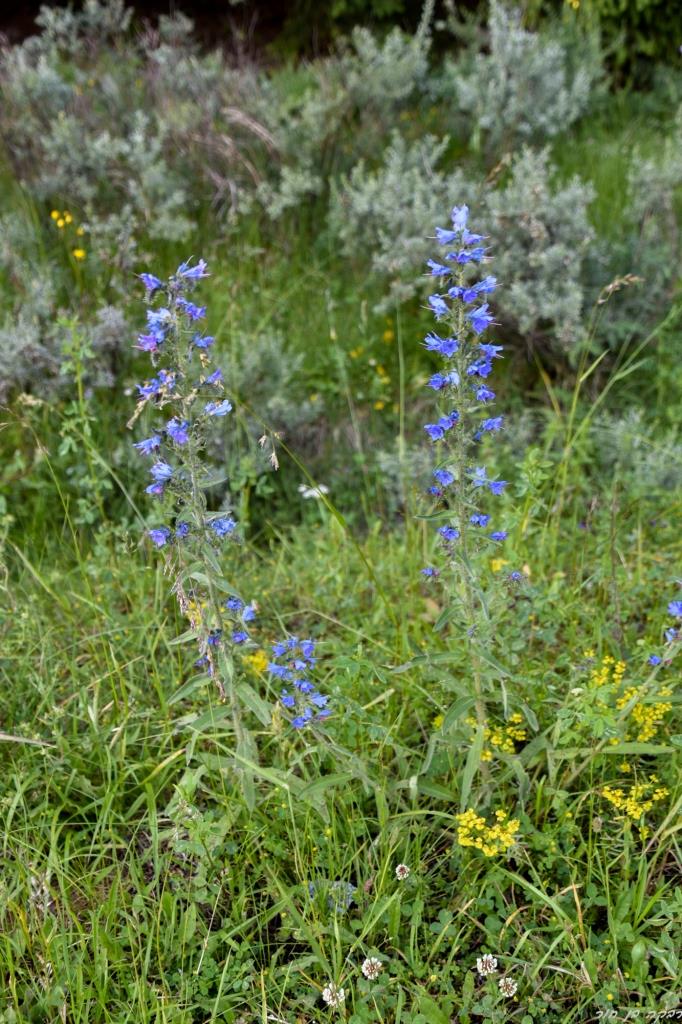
[1,383,681,1020]
[1,64,682,1024]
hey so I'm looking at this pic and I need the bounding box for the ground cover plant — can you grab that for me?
[0,1,681,1022]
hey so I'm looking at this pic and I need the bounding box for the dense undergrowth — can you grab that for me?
[1,2,681,1022]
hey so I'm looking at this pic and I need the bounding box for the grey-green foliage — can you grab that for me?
[594,410,682,494]
[441,1,600,158]
[593,105,682,348]
[0,4,264,256]
[330,137,594,350]
[207,330,318,487]
[253,8,433,219]
[485,147,595,353]
[329,132,473,310]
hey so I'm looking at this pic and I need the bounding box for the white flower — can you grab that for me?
[321,982,345,1008]
[361,957,383,980]
[395,863,410,881]
[298,483,329,500]
[476,954,498,976]
[499,976,518,997]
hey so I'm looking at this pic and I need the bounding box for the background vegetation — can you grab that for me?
[0,1,680,1021]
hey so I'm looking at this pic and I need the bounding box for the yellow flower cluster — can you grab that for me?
[602,777,668,821]
[50,208,86,259]
[588,654,626,689]
[616,685,672,742]
[455,808,520,857]
[243,648,269,674]
[466,713,527,761]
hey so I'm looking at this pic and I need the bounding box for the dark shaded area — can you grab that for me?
[0,0,429,51]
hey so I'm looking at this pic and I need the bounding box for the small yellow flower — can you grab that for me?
[64,212,73,224]
[50,210,60,220]
[349,346,363,359]
[432,713,444,729]
[243,649,268,674]
[76,226,85,236]
[56,218,65,228]
[382,328,395,343]
[72,248,86,261]
[491,557,509,573]
[374,400,385,411]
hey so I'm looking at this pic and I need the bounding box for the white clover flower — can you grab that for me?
[395,863,410,881]
[476,953,498,976]
[361,956,383,980]
[499,976,518,997]
[298,483,329,500]
[321,982,345,1008]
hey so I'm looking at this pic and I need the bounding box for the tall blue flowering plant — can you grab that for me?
[128,259,266,797]
[420,206,523,787]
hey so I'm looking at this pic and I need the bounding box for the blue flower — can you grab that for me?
[147,308,171,333]
[470,513,490,526]
[225,597,244,611]
[281,690,296,709]
[508,571,523,582]
[148,527,170,547]
[466,303,494,335]
[648,654,662,666]
[427,259,451,276]
[133,435,162,456]
[136,333,163,352]
[479,343,504,359]
[435,226,458,245]
[268,662,289,679]
[175,521,190,538]
[424,333,459,357]
[466,358,493,378]
[424,411,459,441]
[205,400,232,417]
[489,480,508,495]
[145,482,166,496]
[166,418,190,445]
[427,371,460,390]
[177,258,209,280]
[438,526,460,541]
[193,334,214,349]
[204,368,223,385]
[207,629,222,646]
[243,603,257,622]
[664,627,678,643]
[150,460,173,482]
[300,640,315,659]
[428,295,449,318]
[211,517,236,537]
[470,466,488,488]
[475,385,495,403]
[232,630,249,644]
[140,272,163,293]
[668,600,682,618]
[490,531,508,541]
[421,567,440,577]
[481,417,503,432]
[451,205,469,229]
[177,298,206,321]
[424,423,445,441]
[434,468,455,487]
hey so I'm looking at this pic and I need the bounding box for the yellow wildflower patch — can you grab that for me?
[456,808,520,857]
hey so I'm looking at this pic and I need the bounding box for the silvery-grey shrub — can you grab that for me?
[329,132,473,310]
[485,147,595,354]
[438,0,601,159]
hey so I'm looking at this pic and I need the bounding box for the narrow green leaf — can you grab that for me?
[460,725,484,812]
